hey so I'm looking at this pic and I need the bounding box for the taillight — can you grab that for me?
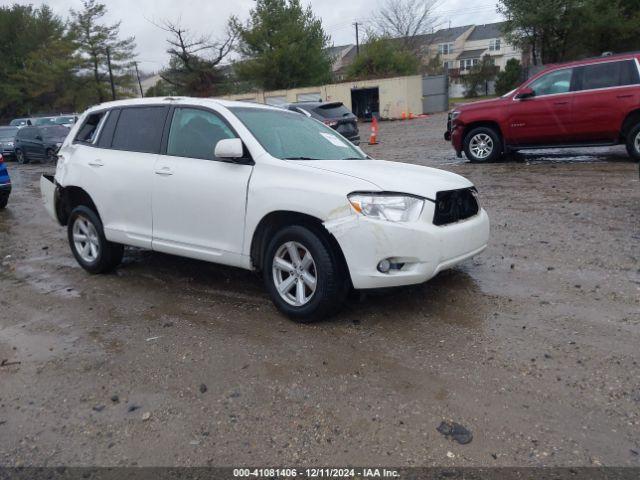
[0,154,4,164]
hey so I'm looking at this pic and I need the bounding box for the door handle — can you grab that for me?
[617,94,633,99]
[88,160,104,167]
[553,101,569,105]
[154,167,173,176]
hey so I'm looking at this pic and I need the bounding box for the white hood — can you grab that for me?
[291,159,473,199]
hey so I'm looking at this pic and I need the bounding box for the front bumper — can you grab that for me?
[326,206,490,289]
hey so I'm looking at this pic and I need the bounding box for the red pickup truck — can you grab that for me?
[445,53,640,162]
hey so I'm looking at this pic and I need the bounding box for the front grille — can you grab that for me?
[446,112,452,133]
[433,188,479,226]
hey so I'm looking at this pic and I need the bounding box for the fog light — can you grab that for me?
[377,259,391,273]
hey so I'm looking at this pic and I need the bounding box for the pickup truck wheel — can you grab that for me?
[67,205,123,274]
[264,225,348,322]
[626,123,640,162]
[15,149,28,165]
[464,127,502,163]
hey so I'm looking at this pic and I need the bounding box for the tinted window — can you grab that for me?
[34,117,57,126]
[620,60,640,85]
[111,106,167,154]
[579,60,640,90]
[18,127,38,139]
[167,108,236,160]
[230,107,366,161]
[75,112,106,144]
[97,109,120,148]
[314,103,352,118]
[529,69,573,96]
[41,126,69,139]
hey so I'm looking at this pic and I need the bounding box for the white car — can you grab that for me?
[40,98,490,321]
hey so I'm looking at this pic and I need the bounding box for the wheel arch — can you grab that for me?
[620,109,640,141]
[462,121,504,145]
[250,210,351,283]
[56,185,100,226]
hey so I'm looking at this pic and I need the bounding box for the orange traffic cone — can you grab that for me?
[409,112,414,120]
[369,116,379,145]
[401,112,407,121]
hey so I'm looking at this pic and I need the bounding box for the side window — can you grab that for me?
[111,107,167,154]
[167,108,237,160]
[619,60,639,86]
[580,62,622,90]
[529,68,573,96]
[75,112,106,144]
[97,109,120,148]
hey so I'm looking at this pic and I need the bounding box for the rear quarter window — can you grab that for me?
[111,106,168,154]
[75,112,106,144]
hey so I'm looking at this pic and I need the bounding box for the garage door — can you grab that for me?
[265,96,287,106]
[296,92,322,102]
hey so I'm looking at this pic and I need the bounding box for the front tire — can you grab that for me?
[264,225,348,322]
[464,127,503,163]
[15,149,28,165]
[67,206,123,274]
[625,123,640,162]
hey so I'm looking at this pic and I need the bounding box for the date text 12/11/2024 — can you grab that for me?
[233,468,401,478]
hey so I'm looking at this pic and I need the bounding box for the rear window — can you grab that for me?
[111,106,167,154]
[313,103,352,118]
[18,127,38,139]
[75,112,106,144]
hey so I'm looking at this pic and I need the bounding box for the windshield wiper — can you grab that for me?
[283,156,320,160]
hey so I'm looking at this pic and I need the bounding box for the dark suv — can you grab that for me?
[445,52,640,162]
[285,101,360,145]
[14,125,69,164]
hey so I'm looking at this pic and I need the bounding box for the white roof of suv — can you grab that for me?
[85,97,281,114]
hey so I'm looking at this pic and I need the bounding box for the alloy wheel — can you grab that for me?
[470,133,493,159]
[16,150,25,164]
[635,130,640,154]
[272,241,317,307]
[72,215,100,263]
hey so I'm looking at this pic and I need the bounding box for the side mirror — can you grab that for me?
[515,87,535,100]
[214,138,244,160]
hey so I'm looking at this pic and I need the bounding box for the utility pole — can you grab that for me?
[106,47,116,101]
[353,22,360,56]
[134,61,144,98]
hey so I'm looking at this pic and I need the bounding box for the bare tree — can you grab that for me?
[154,19,237,96]
[372,0,440,51]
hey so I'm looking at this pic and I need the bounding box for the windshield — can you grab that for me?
[0,127,18,139]
[35,117,57,126]
[55,116,75,124]
[10,119,28,126]
[41,125,69,139]
[229,107,366,161]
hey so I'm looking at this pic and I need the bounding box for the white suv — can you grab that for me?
[41,98,490,321]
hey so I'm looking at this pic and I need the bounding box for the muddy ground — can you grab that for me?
[0,113,638,467]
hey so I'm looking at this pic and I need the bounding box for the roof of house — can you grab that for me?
[412,24,473,46]
[457,48,487,60]
[466,22,507,41]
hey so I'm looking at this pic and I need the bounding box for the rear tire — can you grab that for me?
[0,196,7,209]
[625,123,640,162]
[263,225,348,322]
[15,149,28,165]
[67,205,123,274]
[464,126,503,163]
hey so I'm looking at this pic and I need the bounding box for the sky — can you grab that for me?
[4,0,502,73]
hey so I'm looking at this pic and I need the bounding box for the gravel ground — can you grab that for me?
[0,113,639,467]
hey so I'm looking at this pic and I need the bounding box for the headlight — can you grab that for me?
[6,142,13,146]
[450,110,461,122]
[348,193,424,222]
